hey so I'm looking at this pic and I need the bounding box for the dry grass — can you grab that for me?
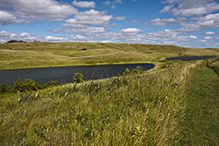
[1,42,218,70]
[0,60,199,145]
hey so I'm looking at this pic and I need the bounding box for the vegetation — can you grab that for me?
[0,60,203,145]
[73,73,84,83]
[0,42,219,70]
[0,42,218,145]
[207,57,219,74]
[0,78,58,94]
[180,60,219,145]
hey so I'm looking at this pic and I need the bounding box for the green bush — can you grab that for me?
[0,84,11,93]
[123,68,130,76]
[12,78,39,92]
[73,73,84,83]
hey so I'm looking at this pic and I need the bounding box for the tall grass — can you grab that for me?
[207,57,219,75]
[0,60,202,145]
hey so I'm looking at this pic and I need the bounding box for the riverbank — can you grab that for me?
[1,42,219,70]
[180,60,219,145]
[0,60,198,145]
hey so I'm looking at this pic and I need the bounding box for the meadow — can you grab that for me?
[0,42,219,145]
[0,42,219,70]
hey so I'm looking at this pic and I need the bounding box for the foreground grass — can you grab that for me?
[1,42,219,70]
[180,60,219,145]
[0,60,199,145]
[207,57,219,75]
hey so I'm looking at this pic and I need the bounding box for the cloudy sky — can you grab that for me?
[0,0,219,48]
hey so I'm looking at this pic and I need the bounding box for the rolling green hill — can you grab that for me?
[0,42,218,70]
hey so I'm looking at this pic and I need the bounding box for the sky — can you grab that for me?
[0,0,219,48]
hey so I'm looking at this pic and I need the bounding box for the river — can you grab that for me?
[0,63,155,86]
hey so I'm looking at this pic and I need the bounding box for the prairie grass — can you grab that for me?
[1,42,219,70]
[0,60,201,145]
[207,57,219,74]
[180,60,219,145]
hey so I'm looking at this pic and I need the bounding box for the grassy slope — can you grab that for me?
[1,42,219,70]
[180,60,219,145]
[0,60,199,145]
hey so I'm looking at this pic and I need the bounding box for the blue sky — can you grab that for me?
[1,0,219,48]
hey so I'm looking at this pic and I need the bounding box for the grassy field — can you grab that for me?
[180,60,219,145]
[0,42,219,70]
[0,42,219,145]
[0,60,201,145]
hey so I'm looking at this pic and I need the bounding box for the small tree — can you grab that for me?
[73,73,84,83]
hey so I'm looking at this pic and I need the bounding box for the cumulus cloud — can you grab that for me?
[150,18,175,26]
[0,31,40,42]
[0,0,78,24]
[70,35,88,41]
[53,27,105,34]
[62,9,113,27]
[115,16,126,21]
[160,5,174,13]
[204,36,214,40]
[161,0,219,17]
[0,11,19,25]
[203,31,216,35]
[72,0,96,8]
[45,36,67,41]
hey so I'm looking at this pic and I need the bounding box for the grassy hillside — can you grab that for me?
[0,42,219,70]
[0,60,200,145]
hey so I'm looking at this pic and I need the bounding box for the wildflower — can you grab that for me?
[172,99,175,101]
[12,132,14,135]
[159,96,161,99]
[137,126,141,133]
[71,142,73,145]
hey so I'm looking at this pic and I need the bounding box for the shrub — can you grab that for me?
[130,66,144,75]
[123,68,130,76]
[73,73,84,83]
[12,78,39,92]
[0,84,11,93]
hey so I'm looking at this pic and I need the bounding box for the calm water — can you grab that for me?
[0,63,155,86]
[166,56,217,61]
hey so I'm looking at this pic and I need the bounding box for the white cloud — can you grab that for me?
[63,9,113,27]
[150,18,175,26]
[160,5,174,13]
[70,35,89,41]
[203,31,216,35]
[115,16,126,21]
[196,13,219,28]
[0,0,78,23]
[103,1,111,6]
[120,28,143,33]
[162,0,219,17]
[45,36,67,41]
[132,20,141,24]
[53,27,105,34]
[204,36,214,40]
[72,0,96,8]
[0,11,18,25]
